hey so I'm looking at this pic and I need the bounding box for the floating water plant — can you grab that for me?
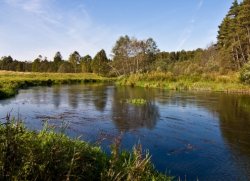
[126,98,147,105]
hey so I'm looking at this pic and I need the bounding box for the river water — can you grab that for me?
[0,84,250,180]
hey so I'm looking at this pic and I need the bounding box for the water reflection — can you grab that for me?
[1,85,250,180]
[184,93,250,161]
[111,86,159,131]
[32,88,42,105]
[156,92,250,179]
[67,86,80,109]
[52,86,61,108]
[91,85,108,112]
[215,94,250,178]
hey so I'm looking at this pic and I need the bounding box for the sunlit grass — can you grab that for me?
[117,72,250,93]
[0,71,114,99]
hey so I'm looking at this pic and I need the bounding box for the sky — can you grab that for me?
[0,0,238,61]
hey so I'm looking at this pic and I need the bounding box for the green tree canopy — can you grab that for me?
[69,51,81,73]
[91,49,110,76]
[81,55,92,73]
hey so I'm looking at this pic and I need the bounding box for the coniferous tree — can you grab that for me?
[81,55,92,73]
[69,51,81,73]
[32,55,42,72]
[237,0,250,60]
[217,0,250,69]
[53,52,63,72]
[91,49,110,76]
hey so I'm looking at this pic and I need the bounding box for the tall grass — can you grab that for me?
[117,71,250,93]
[0,117,172,181]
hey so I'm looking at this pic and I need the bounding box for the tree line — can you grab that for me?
[1,0,249,76]
[0,37,204,76]
[0,49,110,75]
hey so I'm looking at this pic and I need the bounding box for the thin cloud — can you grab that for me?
[4,0,44,13]
[177,25,194,50]
[177,0,203,50]
[198,0,204,10]
[1,0,118,60]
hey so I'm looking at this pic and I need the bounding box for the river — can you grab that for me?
[0,84,250,180]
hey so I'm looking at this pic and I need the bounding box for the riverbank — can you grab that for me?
[0,71,113,99]
[117,72,250,93]
[0,119,171,180]
[2,71,250,100]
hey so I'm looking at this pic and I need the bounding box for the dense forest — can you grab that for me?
[0,0,249,78]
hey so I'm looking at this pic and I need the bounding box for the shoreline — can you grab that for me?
[0,71,114,99]
[116,73,250,94]
[1,71,250,100]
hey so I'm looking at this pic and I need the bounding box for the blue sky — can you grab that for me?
[0,0,237,61]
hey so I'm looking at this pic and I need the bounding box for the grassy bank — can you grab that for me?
[117,72,250,93]
[2,71,250,100]
[0,118,171,180]
[0,71,113,99]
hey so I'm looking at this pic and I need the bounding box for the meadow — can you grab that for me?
[0,71,112,99]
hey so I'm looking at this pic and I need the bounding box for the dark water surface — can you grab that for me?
[1,84,250,180]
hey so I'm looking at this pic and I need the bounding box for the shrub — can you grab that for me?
[240,61,250,84]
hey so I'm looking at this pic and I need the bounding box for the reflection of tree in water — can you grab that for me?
[156,91,201,108]
[52,86,61,108]
[112,86,159,131]
[81,87,92,107]
[91,85,108,112]
[192,93,250,161]
[67,86,79,109]
[158,92,250,177]
[0,98,11,106]
[32,88,42,105]
[213,94,250,177]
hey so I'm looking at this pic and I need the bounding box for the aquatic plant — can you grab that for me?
[126,98,147,105]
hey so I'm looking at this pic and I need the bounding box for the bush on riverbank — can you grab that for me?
[240,61,250,84]
[0,118,171,181]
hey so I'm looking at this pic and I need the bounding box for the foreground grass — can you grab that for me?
[0,118,171,181]
[117,72,250,93]
[0,71,114,99]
